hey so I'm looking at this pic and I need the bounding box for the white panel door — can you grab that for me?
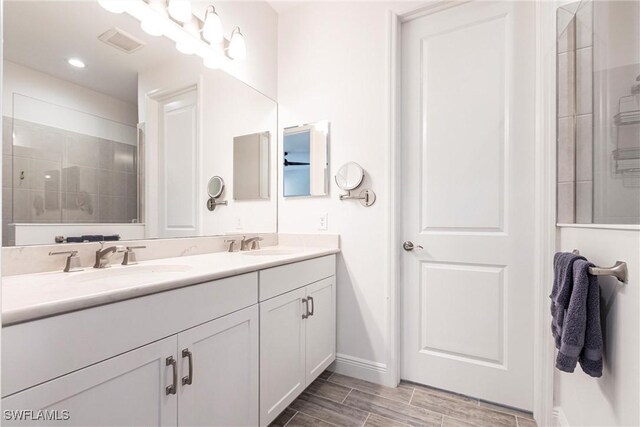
[177,306,259,427]
[259,288,306,426]
[305,277,336,385]
[158,89,199,237]
[401,1,536,410]
[2,336,178,426]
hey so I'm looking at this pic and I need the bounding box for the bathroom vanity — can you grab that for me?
[1,248,337,426]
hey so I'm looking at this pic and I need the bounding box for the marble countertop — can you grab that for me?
[2,246,339,326]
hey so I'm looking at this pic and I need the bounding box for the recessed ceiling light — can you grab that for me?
[67,58,86,68]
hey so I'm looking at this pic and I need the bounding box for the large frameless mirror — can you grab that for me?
[2,0,278,246]
[283,120,329,198]
[556,0,640,225]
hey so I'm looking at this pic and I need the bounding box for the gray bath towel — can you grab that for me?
[575,259,603,377]
[550,252,584,348]
[552,255,604,377]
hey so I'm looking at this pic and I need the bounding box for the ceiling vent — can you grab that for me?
[98,28,146,54]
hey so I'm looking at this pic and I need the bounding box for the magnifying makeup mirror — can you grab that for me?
[207,176,228,211]
[208,176,225,198]
[335,162,364,191]
[335,162,376,207]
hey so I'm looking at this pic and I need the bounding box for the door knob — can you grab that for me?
[403,241,423,251]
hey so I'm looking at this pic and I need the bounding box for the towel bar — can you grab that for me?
[572,250,628,284]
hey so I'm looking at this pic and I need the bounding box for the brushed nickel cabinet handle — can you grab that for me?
[166,356,177,395]
[182,349,193,386]
[302,298,309,319]
[308,296,315,316]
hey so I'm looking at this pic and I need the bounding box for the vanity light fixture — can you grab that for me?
[167,0,192,23]
[140,0,168,36]
[98,0,127,14]
[99,0,246,66]
[228,27,246,60]
[202,5,223,44]
[67,58,86,68]
[175,17,200,54]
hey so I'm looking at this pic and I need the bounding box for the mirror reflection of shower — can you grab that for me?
[556,0,640,225]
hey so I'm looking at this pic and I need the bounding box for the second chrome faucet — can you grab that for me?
[224,236,264,252]
[94,244,146,268]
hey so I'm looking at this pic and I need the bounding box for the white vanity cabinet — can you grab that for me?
[259,256,336,426]
[2,273,260,427]
[2,305,259,427]
[177,306,259,427]
[2,336,179,427]
[1,253,337,427]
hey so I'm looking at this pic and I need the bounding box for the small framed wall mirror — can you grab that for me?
[233,132,270,200]
[283,121,330,197]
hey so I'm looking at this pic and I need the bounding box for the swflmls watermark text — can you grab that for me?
[4,410,70,422]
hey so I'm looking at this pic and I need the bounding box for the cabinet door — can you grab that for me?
[2,336,178,426]
[305,277,336,385]
[177,306,259,427]
[259,288,306,426]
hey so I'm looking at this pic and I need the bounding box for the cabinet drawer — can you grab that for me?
[259,255,336,301]
[2,273,258,397]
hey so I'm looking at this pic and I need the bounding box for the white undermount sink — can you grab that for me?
[68,264,192,283]
[242,249,298,256]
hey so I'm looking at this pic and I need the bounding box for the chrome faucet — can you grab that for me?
[240,236,264,251]
[94,244,126,268]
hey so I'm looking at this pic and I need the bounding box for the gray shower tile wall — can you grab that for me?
[2,117,138,233]
[557,14,577,223]
[574,2,593,223]
[556,2,593,224]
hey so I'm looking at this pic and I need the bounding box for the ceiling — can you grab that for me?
[4,1,187,105]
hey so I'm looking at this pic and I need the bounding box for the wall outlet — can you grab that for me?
[317,213,328,231]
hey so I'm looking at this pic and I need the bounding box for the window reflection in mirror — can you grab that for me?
[283,121,329,197]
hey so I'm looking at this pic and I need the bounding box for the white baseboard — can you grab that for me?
[553,406,570,427]
[333,353,395,387]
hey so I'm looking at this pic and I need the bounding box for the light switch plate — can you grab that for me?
[317,213,328,231]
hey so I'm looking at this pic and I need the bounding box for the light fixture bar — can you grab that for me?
[112,0,237,67]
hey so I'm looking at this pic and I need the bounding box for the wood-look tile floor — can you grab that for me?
[269,371,537,427]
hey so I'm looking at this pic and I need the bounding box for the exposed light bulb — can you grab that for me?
[141,17,165,36]
[176,18,200,55]
[67,58,86,68]
[176,39,195,55]
[202,6,223,44]
[98,0,127,14]
[168,0,192,23]
[228,27,246,60]
[141,0,169,36]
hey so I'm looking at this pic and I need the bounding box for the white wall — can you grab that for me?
[277,1,417,385]
[555,226,640,426]
[3,61,137,127]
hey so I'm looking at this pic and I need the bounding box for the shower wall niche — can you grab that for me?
[2,95,140,246]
